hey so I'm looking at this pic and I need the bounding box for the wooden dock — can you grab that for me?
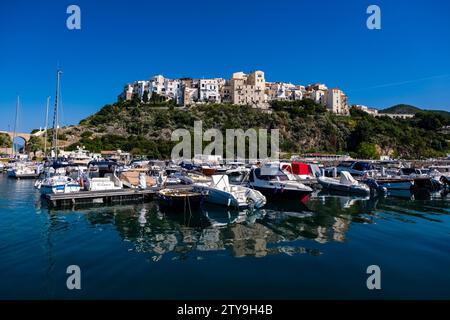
[45,185,191,208]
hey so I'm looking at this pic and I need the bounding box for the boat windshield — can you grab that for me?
[255,168,289,181]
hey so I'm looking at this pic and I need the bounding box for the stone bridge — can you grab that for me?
[0,130,33,143]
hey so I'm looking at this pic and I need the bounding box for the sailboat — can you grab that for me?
[37,69,81,194]
[6,96,41,179]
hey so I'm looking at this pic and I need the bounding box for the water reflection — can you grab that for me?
[42,190,450,260]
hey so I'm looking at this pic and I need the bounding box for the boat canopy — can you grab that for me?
[340,171,358,186]
[212,175,230,191]
[291,162,309,175]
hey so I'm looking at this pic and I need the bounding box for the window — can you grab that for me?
[254,168,288,181]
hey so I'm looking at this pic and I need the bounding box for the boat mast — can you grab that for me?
[52,69,62,159]
[12,95,19,157]
[44,96,50,157]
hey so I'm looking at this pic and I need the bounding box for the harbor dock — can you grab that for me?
[45,185,191,208]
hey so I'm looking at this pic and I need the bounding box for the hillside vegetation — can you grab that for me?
[30,99,450,160]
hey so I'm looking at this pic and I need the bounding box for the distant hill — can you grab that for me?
[380,104,422,114]
[380,104,450,118]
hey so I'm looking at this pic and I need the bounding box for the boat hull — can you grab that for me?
[376,180,412,190]
[157,192,203,210]
[251,185,312,199]
[204,188,242,207]
[40,184,81,195]
[318,181,370,195]
[13,173,39,179]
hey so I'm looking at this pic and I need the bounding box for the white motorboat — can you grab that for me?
[193,175,266,209]
[68,146,94,166]
[336,161,376,176]
[225,166,250,184]
[38,175,81,194]
[83,160,123,191]
[318,171,370,195]
[8,162,41,179]
[248,162,313,198]
[84,176,122,191]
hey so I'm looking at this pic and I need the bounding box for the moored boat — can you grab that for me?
[157,188,204,210]
[318,171,370,195]
[193,175,266,209]
[38,175,81,194]
[248,163,313,199]
[375,177,413,191]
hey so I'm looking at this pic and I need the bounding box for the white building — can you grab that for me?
[119,84,134,100]
[306,84,328,105]
[164,79,182,104]
[149,75,166,96]
[265,82,301,101]
[198,78,222,103]
[353,104,379,116]
[326,88,349,115]
[133,80,150,100]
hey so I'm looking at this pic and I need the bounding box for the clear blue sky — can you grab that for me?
[1,0,449,132]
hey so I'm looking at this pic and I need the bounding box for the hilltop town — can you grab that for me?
[119,70,369,116]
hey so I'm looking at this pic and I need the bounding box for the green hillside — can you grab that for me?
[28,99,450,160]
[380,104,450,118]
[380,104,422,114]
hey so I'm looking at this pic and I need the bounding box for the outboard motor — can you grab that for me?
[365,178,387,195]
[440,176,450,190]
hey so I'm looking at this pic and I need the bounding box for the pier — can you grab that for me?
[45,185,191,208]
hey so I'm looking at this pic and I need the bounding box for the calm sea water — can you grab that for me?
[0,174,449,300]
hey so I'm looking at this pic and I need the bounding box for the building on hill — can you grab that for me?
[198,78,223,103]
[265,82,304,101]
[376,113,415,119]
[353,104,379,116]
[305,84,328,105]
[326,88,349,115]
[119,71,355,114]
[230,71,269,109]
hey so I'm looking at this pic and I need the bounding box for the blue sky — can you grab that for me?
[1,0,449,132]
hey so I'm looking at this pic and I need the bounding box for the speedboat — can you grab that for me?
[280,161,321,186]
[225,164,250,184]
[38,175,81,194]
[8,162,41,179]
[83,160,123,191]
[193,175,266,209]
[248,162,313,198]
[336,161,376,176]
[318,171,370,195]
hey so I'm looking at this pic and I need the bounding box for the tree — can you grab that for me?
[414,112,442,130]
[142,89,149,104]
[150,92,164,104]
[131,92,141,104]
[0,133,11,148]
[27,136,45,153]
[356,142,379,159]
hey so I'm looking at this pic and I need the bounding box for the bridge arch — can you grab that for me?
[0,130,33,153]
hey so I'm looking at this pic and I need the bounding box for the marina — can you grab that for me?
[0,171,449,299]
[1,0,450,308]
